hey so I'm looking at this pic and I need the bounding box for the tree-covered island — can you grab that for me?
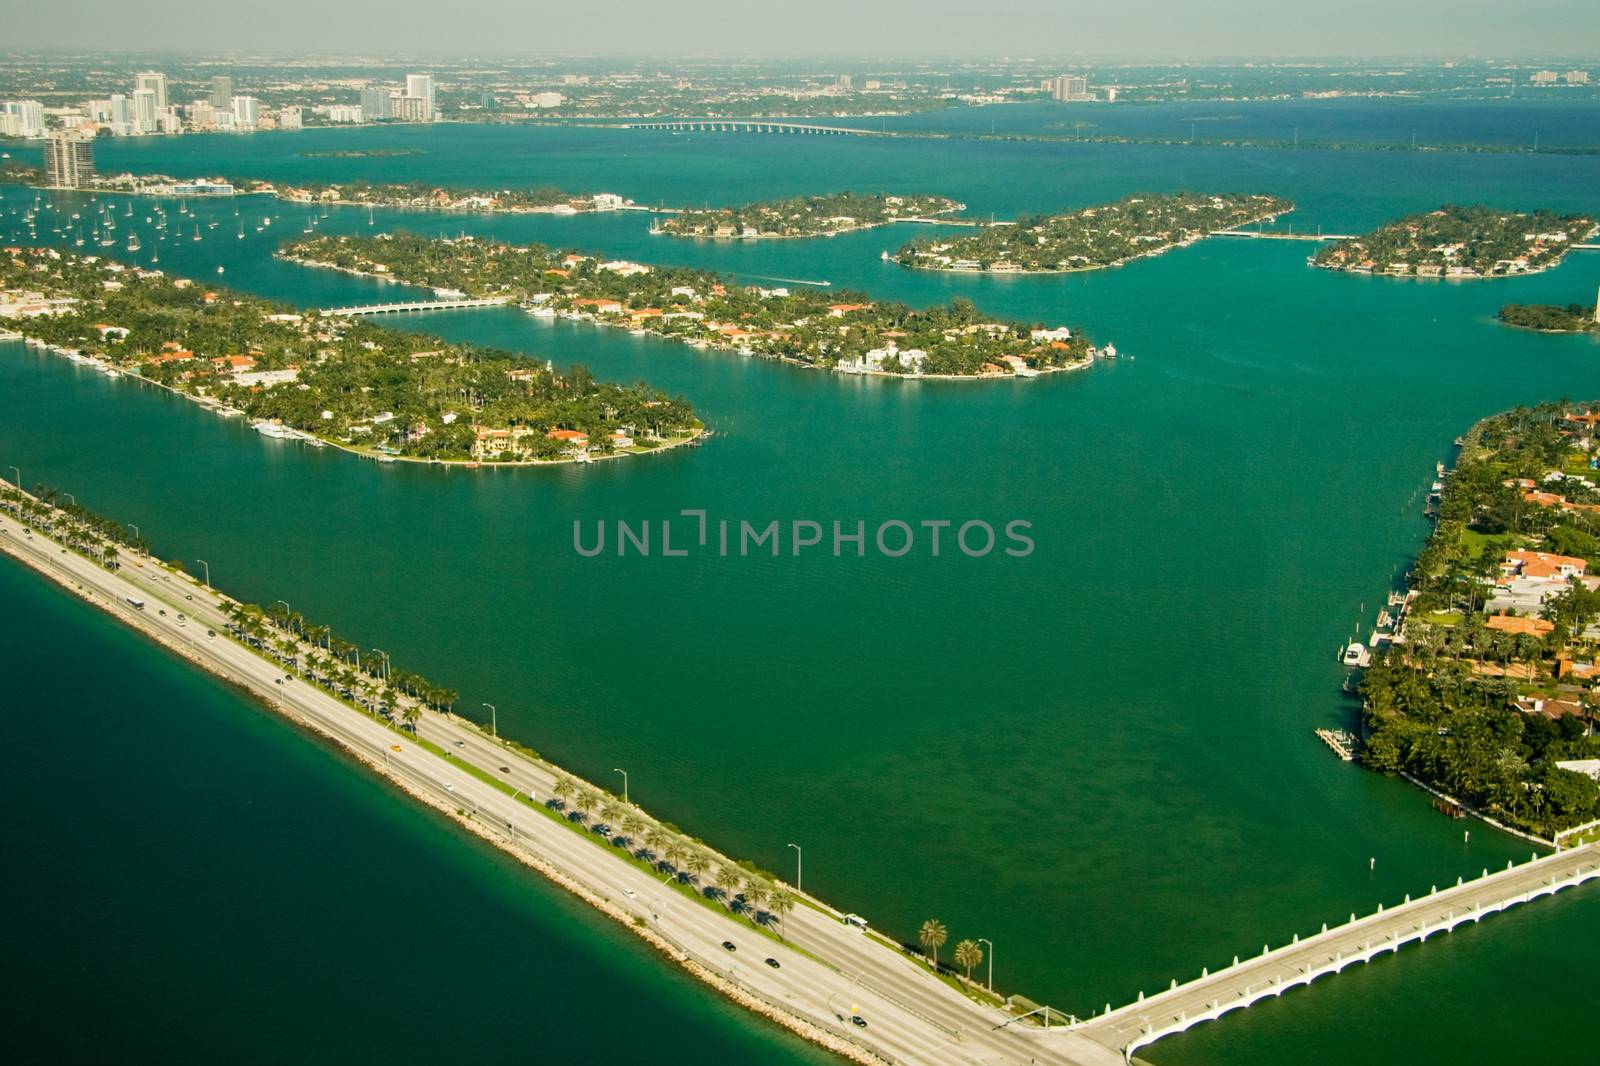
[655,191,964,239]
[1358,404,1600,841]
[1498,301,1600,333]
[1313,205,1599,279]
[893,192,1292,273]
[280,232,1109,377]
[0,247,700,464]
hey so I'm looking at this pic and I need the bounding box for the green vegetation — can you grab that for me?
[657,191,962,239]
[260,178,623,214]
[283,231,1102,377]
[918,917,948,968]
[296,148,422,158]
[0,247,698,463]
[1359,403,1600,839]
[1498,302,1600,333]
[895,192,1291,273]
[0,159,40,184]
[1314,204,1599,278]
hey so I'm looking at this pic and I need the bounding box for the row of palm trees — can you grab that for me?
[2,485,127,570]
[918,918,986,983]
[550,776,797,937]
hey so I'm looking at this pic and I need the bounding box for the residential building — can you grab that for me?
[188,100,216,128]
[325,105,363,123]
[278,106,302,130]
[359,86,393,120]
[1568,70,1591,85]
[209,75,234,109]
[134,71,168,110]
[529,91,564,109]
[231,95,259,128]
[1051,75,1091,102]
[393,95,428,122]
[1530,70,1560,85]
[132,88,158,133]
[43,129,94,189]
[1,100,47,137]
[405,72,434,118]
[110,93,132,135]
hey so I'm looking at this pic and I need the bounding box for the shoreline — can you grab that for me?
[655,207,968,242]
[0,519,885,1066]
[5,333,703,469]
[896,207,1292,275]
[282,254,1103,382]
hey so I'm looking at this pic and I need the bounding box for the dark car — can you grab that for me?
[764,957,780,969]
[721,941,737,952]
[850,1016,867,1028]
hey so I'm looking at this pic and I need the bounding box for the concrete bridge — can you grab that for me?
[319,296,510,317]
[1212,229,1355,241]
[1062,842,1600,1062]
[624,119,881,136]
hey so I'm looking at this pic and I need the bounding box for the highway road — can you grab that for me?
[0,509,1122,1066]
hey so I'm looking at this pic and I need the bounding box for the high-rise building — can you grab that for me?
[1567,70,1591,85]
[393,94,428,122]
[1051,75,1091,102]
[132,88,158,133]
[135,71,168,110]
[405,73,434,118]
[109,93,132,135]
[278,106,302,129]
[1,100,47,137]
[189,100,216,128]
[210,75,234,109]
[359,86,392,120]
[43,129,94,189]
[232,95,259,128]
[1530,70,1560,85]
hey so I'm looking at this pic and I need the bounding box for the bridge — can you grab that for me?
[623,119,882,136]
[1212,229,1355,242]
[319,297,511,317]
[1062,842,1600,1062]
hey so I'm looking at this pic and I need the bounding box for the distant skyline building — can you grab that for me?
[1051,74,1091,102]
[278,106,302,129]
[231,94,259,127]
[359,86,392,120]
[393,94,428,121]
[1530,70,1560,85]
[134,71,167,110]
[132,87,158,133]
[1568,70,1591,85]
[405,72,434,118]
[210,75,234,108]
[43,129,94,189]
[109,92,132,135]
[1,99,46,138]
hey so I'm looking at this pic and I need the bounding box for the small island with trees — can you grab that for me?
[1355,404,1600,843]
[1313,205,1599,279]
[281,232,1109,378]
[1498,299,1600,333]
[259,179,641,216]
[655,191,964,239]
[0,248,700,465]
[894,191,1292,273]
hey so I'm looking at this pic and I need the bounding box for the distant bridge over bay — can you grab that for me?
[319,297,511,317]
[622,119,884,136]
[1212,229,1355,241]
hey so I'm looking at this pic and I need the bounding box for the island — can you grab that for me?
[654,191,964,239]
[1498,301,1600,333]
[280,232,1109,378]
[1353,404,1600,843]
[0,247,701,464]
[893,192,1292,273]
[1312,205,1599,279]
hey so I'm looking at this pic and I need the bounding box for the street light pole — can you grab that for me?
[196,558,210,587]
[6,466,18,490]
[372,648,387,681]
[483,702,496,738]
[128,524,139,542]
[613,767,628,803]
[788,842,802,892]
[978,938,993,991]
[61,492,75,507]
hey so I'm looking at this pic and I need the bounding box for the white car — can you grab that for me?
[624,888,636,899]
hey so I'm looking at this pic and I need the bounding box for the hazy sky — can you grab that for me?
[11,0,1600,57]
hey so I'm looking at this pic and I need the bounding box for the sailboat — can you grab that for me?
[237,221,245,239]
[127,233,140,251]
[193,224,203,242]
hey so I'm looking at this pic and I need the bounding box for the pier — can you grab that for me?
[319,296,511,316]
[1212,230,1354,241]
[1066,843,1600,1062]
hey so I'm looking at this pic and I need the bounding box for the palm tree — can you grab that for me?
[918,919,948,970]
[574,790,599,821]
[714,866,740,909]
[664,839,688,875]
[621,813,645,843]
[685,849,712,885]
[643,826,668,859]
[553,777,576,805]
[743,877,770,920]
[600,798,624,827]
[953,939,982,981]
[768,887,795,938]
[400,703,421,731]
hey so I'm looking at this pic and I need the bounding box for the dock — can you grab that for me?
[319,296,511,317]
[1315,728,1359,761]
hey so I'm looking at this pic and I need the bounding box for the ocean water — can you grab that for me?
[2,105,1599,1063]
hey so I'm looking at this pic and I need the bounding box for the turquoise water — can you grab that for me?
[2,111,1600,1063]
